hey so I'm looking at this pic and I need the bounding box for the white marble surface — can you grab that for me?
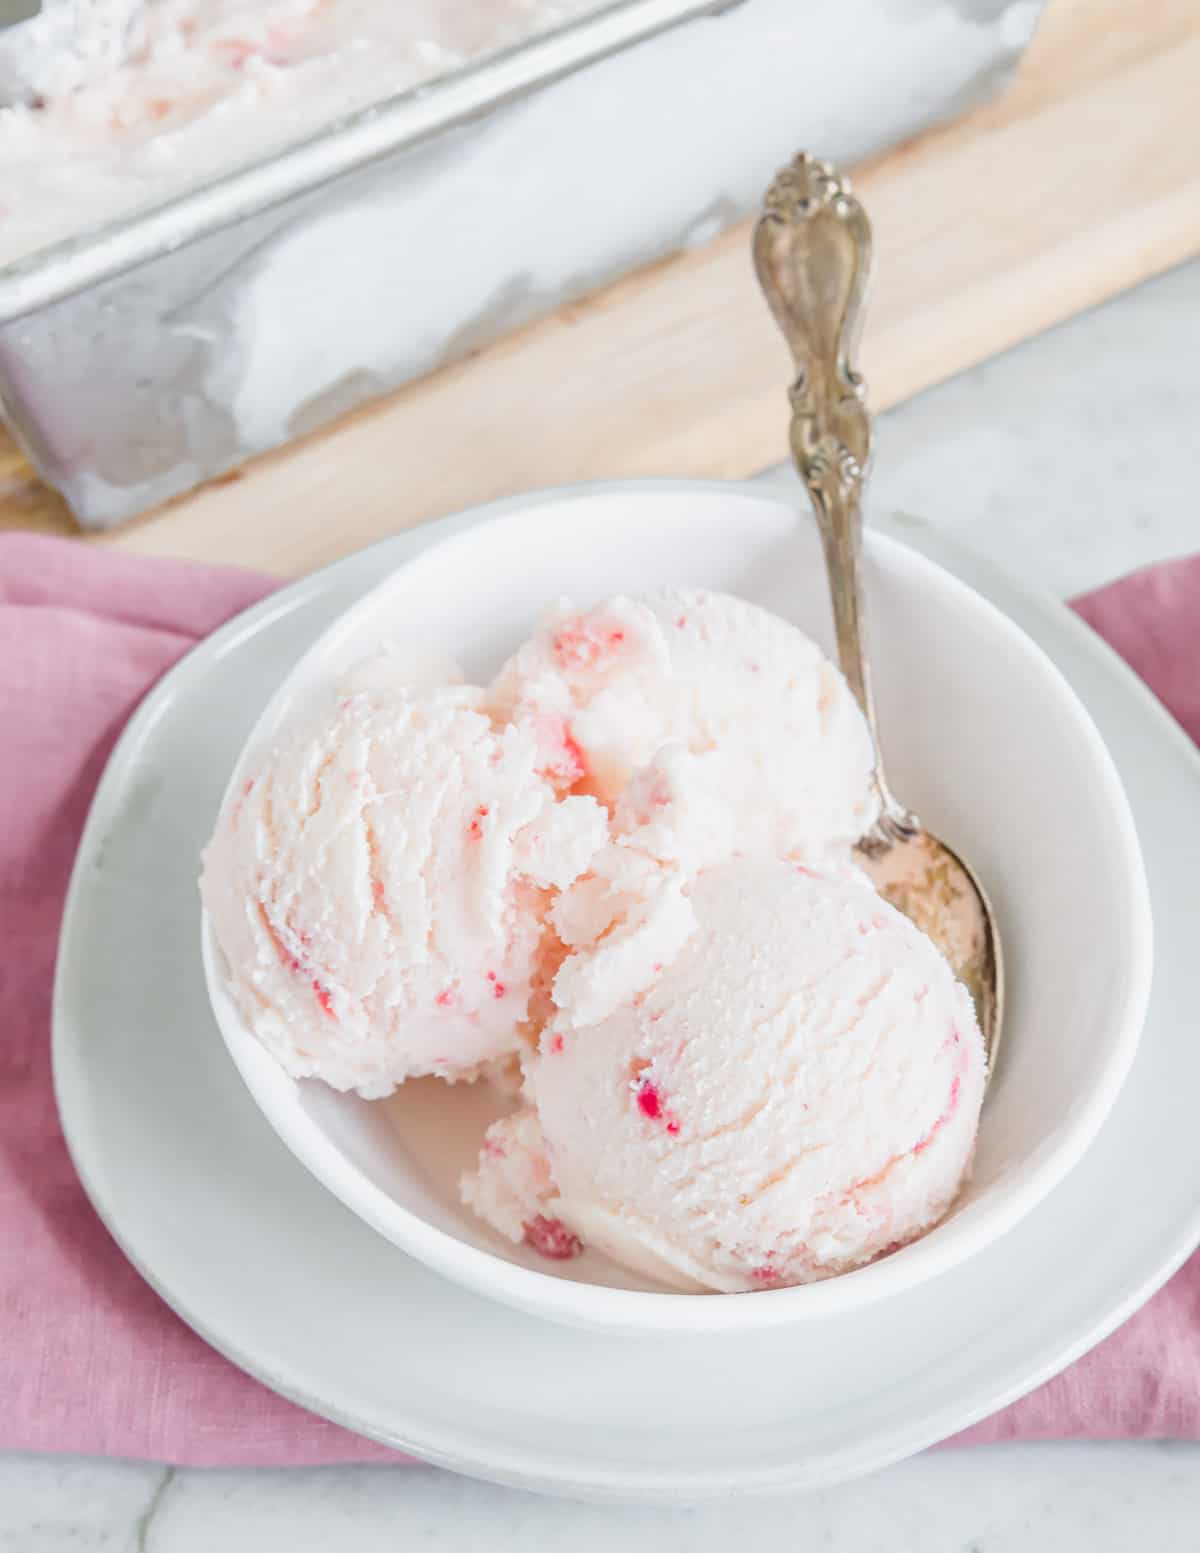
[763,256,1200,598]
[3,1444,1200,1551]
[5,258,1199,1547]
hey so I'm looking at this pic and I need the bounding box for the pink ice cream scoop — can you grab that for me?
[486,587,879,869]
[464,859,986,1290]
[201,674,605,1097]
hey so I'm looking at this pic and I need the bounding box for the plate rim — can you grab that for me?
[51,478,1200,1500]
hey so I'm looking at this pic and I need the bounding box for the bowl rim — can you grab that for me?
[202,478,1154,1335]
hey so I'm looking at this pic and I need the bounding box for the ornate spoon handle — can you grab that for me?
[753,153,915,844]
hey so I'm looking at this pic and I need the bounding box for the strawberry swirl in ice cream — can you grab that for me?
[203,586,987,1290]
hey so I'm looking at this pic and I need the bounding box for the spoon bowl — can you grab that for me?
[859,829,1001,1050]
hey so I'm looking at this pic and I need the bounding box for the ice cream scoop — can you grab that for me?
[464,858,987,1290]
[487,586,879,869]
[201,670,605,1097]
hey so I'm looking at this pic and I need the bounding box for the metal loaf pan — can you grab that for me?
[0,0,1046,528]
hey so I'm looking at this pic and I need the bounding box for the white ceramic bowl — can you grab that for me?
[202,481,1153,1335]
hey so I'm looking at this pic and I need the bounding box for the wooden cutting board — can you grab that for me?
[4,0,1198,573]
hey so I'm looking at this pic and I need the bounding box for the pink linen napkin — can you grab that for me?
[2,531,1198,1468]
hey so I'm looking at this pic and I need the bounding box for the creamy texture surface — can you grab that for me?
[472,861,986,1292]
[0,0,601,267]
[201,670,606,1096]
[488,588,881,866]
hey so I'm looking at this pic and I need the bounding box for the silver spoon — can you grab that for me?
[753,152,1003,1067]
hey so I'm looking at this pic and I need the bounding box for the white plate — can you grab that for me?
[54,483,1200,1501]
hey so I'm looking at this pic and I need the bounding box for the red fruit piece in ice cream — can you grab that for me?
[522,1215,583,1260]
